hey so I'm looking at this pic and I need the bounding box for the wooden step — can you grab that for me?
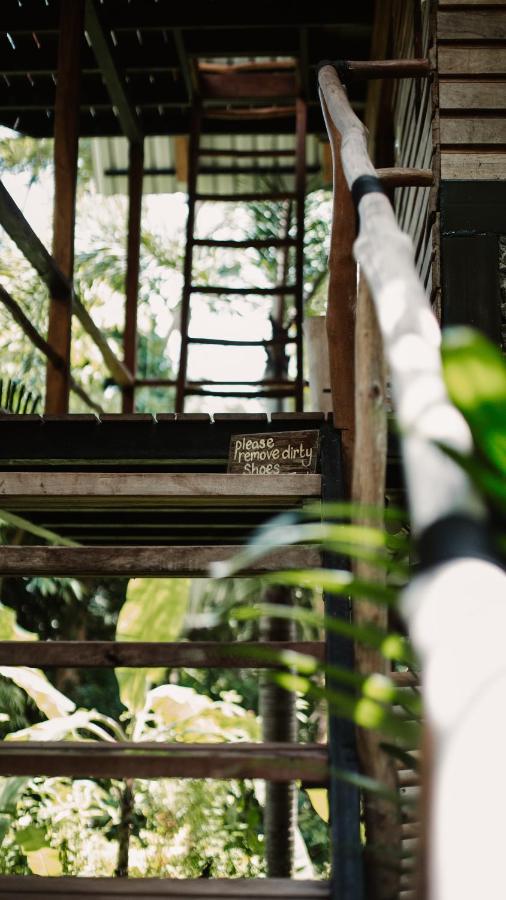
[196,192,297,202]
[0,545,321,576]
[0,640,325,668]
[0,472,320,505]
[0,742,328,782]
[193,238,297,249]
[0,877,330,899]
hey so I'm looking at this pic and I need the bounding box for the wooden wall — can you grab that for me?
[389,0,438,305]
[438,0,506,181]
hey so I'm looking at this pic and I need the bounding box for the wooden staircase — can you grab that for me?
[0,412,340,897]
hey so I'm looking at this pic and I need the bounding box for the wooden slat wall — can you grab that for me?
[438,0,506,180]
[390,0,437,304]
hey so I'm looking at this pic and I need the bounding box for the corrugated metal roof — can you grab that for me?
[91,134,322,196]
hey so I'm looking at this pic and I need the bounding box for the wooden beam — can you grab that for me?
[45,0,85,414]
[84,0,143,143]
[0,877,330,898]
[122,140,144,413]
[0,545,321,577]
[0,640,325,668]
[0,182,133,388]
[294,97,307,412]
[0,741,328,782]
[198,71,297,100]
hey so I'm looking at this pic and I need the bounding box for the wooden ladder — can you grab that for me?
[175,70,307,413]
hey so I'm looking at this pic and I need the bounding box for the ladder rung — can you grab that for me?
[0,545,321,577]
[196,192,297,202]
[199,148,296,158]
[190,285,297,296]
[0,640,325,668]
[187,337,295,346]
[193,238,297,249]
[185,388,298,398]
[196,165,315,177]
[0,741,328,782]
[0,877,331,898]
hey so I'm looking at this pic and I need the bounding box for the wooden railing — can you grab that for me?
[319,61,506,900]
[0,180,133,414]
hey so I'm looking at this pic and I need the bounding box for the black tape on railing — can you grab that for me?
[351,175,386,211]
[417,514,501,572]
[316,59,351,84]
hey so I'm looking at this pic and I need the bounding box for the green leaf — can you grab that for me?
[0,777,30,813]
[15,825,48,852]
[115,578,190,713]
[0,602,37,642]
[0,667,75,719]
[305,788,329,822]
[442,327,506,475]
[26,848,62,876]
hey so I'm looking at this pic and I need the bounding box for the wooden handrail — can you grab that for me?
[319,62,506,900]
[0,283,102,414]
[0,181,133,389]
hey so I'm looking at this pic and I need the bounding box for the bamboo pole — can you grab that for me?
[319,63,506,900]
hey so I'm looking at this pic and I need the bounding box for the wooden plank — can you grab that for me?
[193,238,297,249]
[84,0,143,143]
[0,640,325,668]
[0,545,321,577]
[438,10,506,40]
[199,71,297,100]
[439,80,506,111]
[0,877,330,899]
[441,151,506,179]
[0,741,328,782]
[45,0,84,414]
[439,0,506,5]
[440,116,506,144]
[438,47,506,75]
[0,472,321,498]
[122,140,144,413]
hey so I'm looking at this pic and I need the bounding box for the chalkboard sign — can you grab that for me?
[228,430,319,475]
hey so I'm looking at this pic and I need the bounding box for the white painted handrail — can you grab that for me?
[319,63,506,900]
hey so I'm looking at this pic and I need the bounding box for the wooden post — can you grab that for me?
[260,586,297,877]
[320,96,357,489]
[45,0,84,414]
[122,140,144,414]
[294,98,307,412]
[351,274,400,900]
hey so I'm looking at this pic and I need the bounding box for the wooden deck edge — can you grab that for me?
[0,877,331,897]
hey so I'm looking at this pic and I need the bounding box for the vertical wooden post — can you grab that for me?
[351,274,400,900]
[45,0,84,414]
[321,422,364,900]
[260,586,297,877]
[122,140,144,414]
[294,98,307,412]
[320,96,357,488]
[175,102,201,414]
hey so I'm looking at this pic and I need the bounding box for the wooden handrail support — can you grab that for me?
[0,181,133,389]
[319,62,506,900]
[0,283,102,414]
[323,59,431,80]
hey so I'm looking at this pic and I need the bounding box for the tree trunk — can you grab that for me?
[115,778,134,877]
[260,585,297,876]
